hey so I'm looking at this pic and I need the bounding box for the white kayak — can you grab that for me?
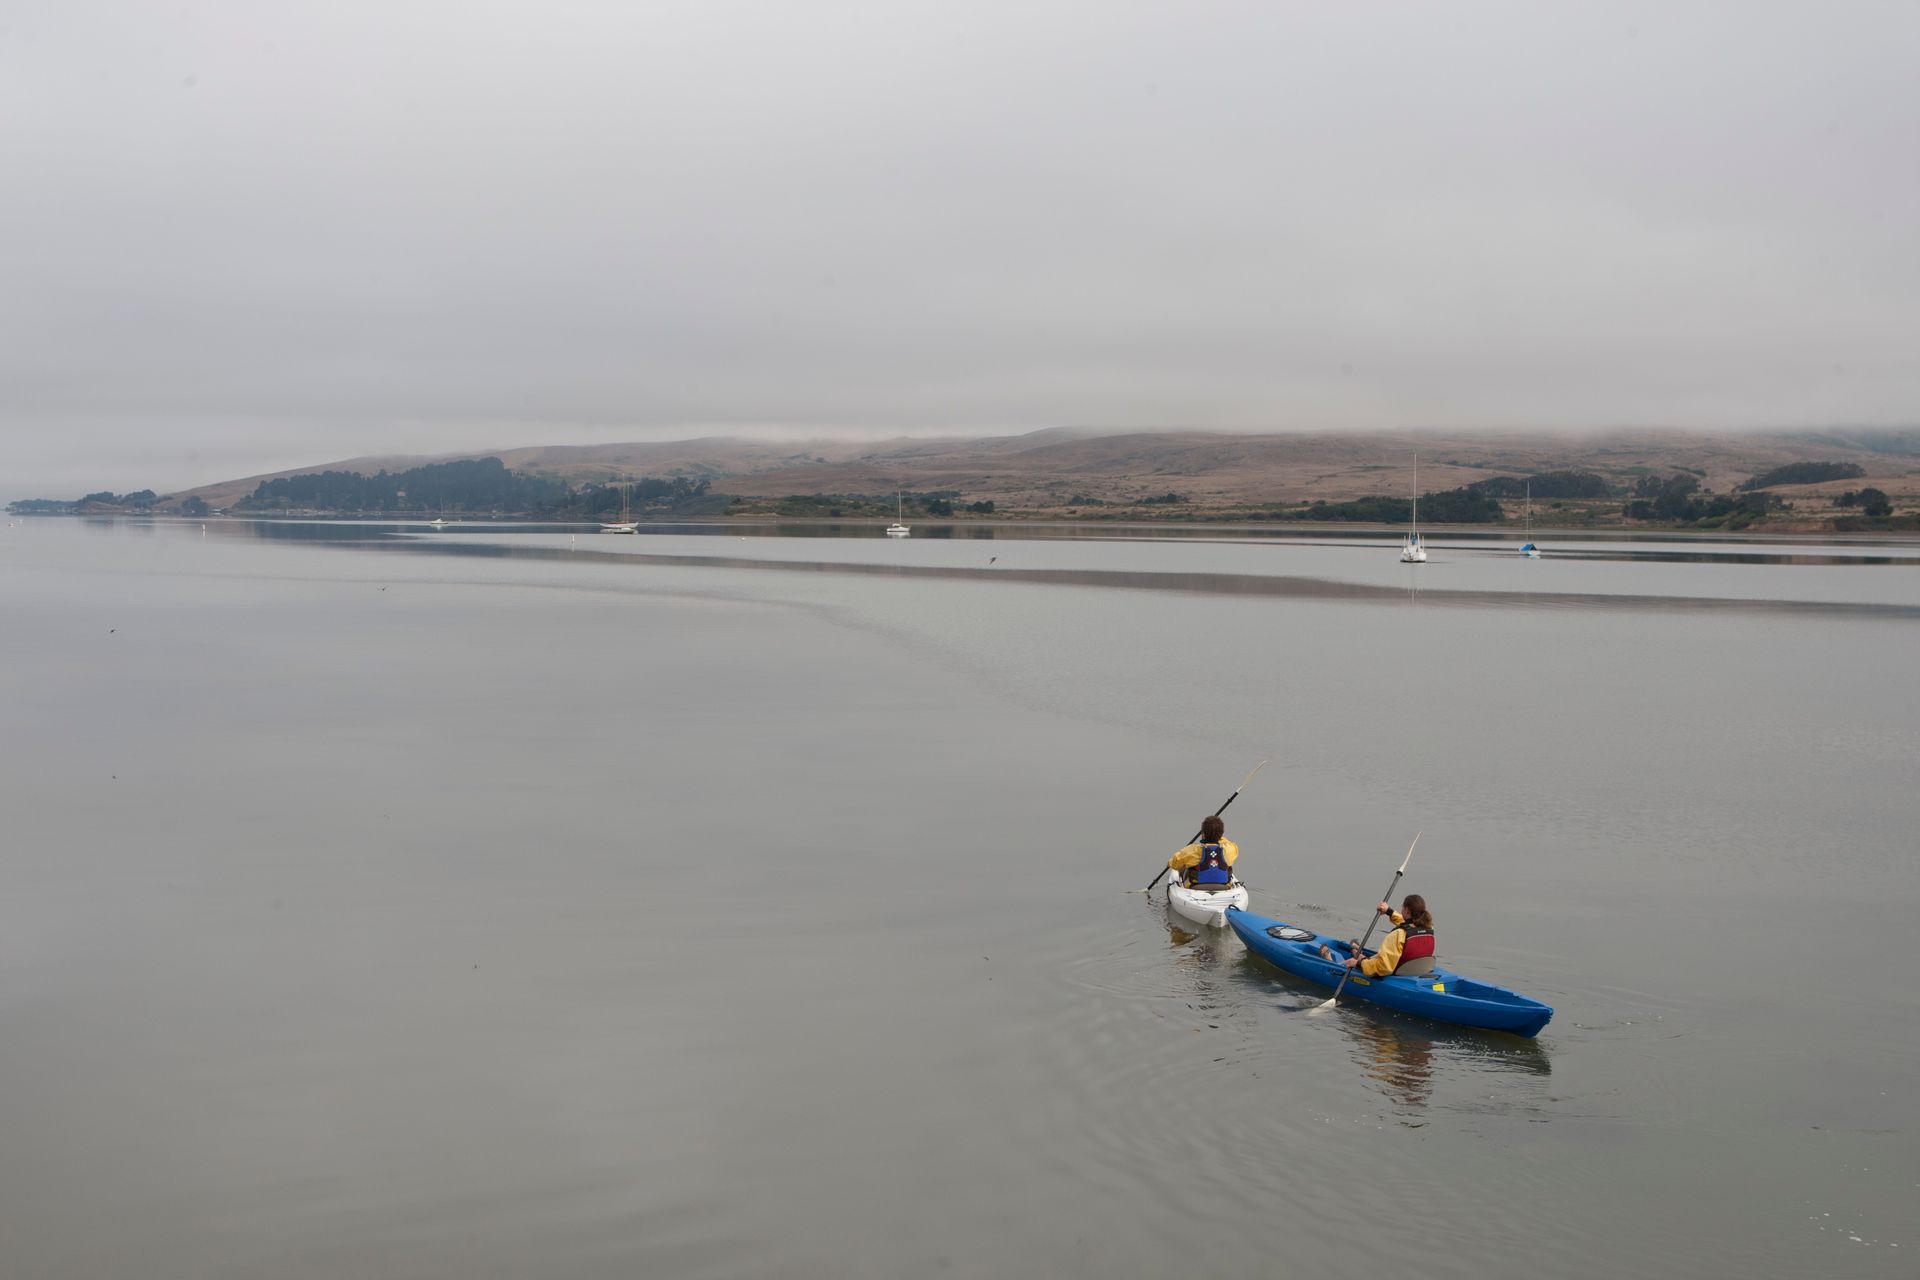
[1165,876,1250,929]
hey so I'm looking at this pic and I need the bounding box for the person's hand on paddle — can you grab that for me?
[1377,901,1392,916]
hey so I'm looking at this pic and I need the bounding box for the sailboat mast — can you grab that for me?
[1412,452,1418,535]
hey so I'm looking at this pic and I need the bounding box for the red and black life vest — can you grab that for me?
[1394,923,1436,970]
[1190,843,1232,886]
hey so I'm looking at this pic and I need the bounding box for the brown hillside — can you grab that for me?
[172,427,1920,511]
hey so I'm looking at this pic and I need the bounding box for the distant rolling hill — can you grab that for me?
[173,426,1920,513]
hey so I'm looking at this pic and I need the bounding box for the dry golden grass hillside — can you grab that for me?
[175,427,1920,515]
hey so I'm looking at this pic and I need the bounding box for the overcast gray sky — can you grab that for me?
[4,1,1917,495]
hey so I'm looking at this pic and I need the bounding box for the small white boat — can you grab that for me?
[1166,875,1250,929]
[601,482,638,533]
[885,491,910,538]
[1399,452,1427,563]
[427,517,449,529]
[1520,481,1541,557]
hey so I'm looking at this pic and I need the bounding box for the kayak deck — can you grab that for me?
[1226,907,1553,1038]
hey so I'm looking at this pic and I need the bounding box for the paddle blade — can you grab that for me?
[1305,996,1339,1015]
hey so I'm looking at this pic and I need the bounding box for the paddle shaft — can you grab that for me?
[1324,832,1421,1005]
[1144,759,1267,892]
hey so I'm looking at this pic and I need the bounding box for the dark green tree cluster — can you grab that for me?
[587,476,711,515]
[755,491,987,517]
[1625,474,1780,526]
[1282,486,1505,523]
[1471,471,1613,499]
[764,494,853,515]
[1739,461,1864,490]
[8,489,157,514]
[1837,487,1893,517]
[1627,474,1704,520]
[230,458,722,517]
[78,489,156,507]
[242,457,573,513]
[1138,492,1187,505]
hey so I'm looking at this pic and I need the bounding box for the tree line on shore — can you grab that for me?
[236,457,727,516]
[6,459,720,518]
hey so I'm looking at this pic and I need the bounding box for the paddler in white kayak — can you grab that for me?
[1167,815,1239,888]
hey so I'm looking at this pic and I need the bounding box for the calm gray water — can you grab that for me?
[3,518,1916,1278]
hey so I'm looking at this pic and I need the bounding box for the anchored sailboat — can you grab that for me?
[601,481,638,534]
[1520,481,1541,558]
[885,491,911,538]
[1399,454,1427,563]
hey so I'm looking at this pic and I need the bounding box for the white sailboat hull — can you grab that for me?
[1399,453,1425,561]
[604,481,637,532]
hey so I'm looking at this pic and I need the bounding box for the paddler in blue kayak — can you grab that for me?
[1320,894,1437,978]
[1167,816,1239,887]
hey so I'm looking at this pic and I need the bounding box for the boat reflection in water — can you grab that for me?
[1161,918,1241,1032]
[1338,1012,1552,1118]
[1229,948,1551,1117]
[1345,1016,1438,1113]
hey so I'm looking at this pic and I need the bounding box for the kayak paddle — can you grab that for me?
[1309,830,1420,1013]
[1138,759,1267,893]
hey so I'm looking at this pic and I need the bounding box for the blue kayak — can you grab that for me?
[1226,907,1554,1038]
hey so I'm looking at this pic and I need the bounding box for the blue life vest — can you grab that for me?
[1192,843,1232,885]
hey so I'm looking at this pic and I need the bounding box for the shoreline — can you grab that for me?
[23,510,1920,545]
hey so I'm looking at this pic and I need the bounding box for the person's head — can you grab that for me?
[1200,815,1225,842]
[1401,894,1433,929]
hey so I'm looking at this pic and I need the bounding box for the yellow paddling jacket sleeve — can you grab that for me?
[1167,839,1240,871]
[1359,913,1407,977]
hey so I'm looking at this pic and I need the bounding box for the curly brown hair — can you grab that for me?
[1200,815,1225,841]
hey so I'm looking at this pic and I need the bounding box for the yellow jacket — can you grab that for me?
[1358,913,1410,977]
[1168,839,1239,880]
